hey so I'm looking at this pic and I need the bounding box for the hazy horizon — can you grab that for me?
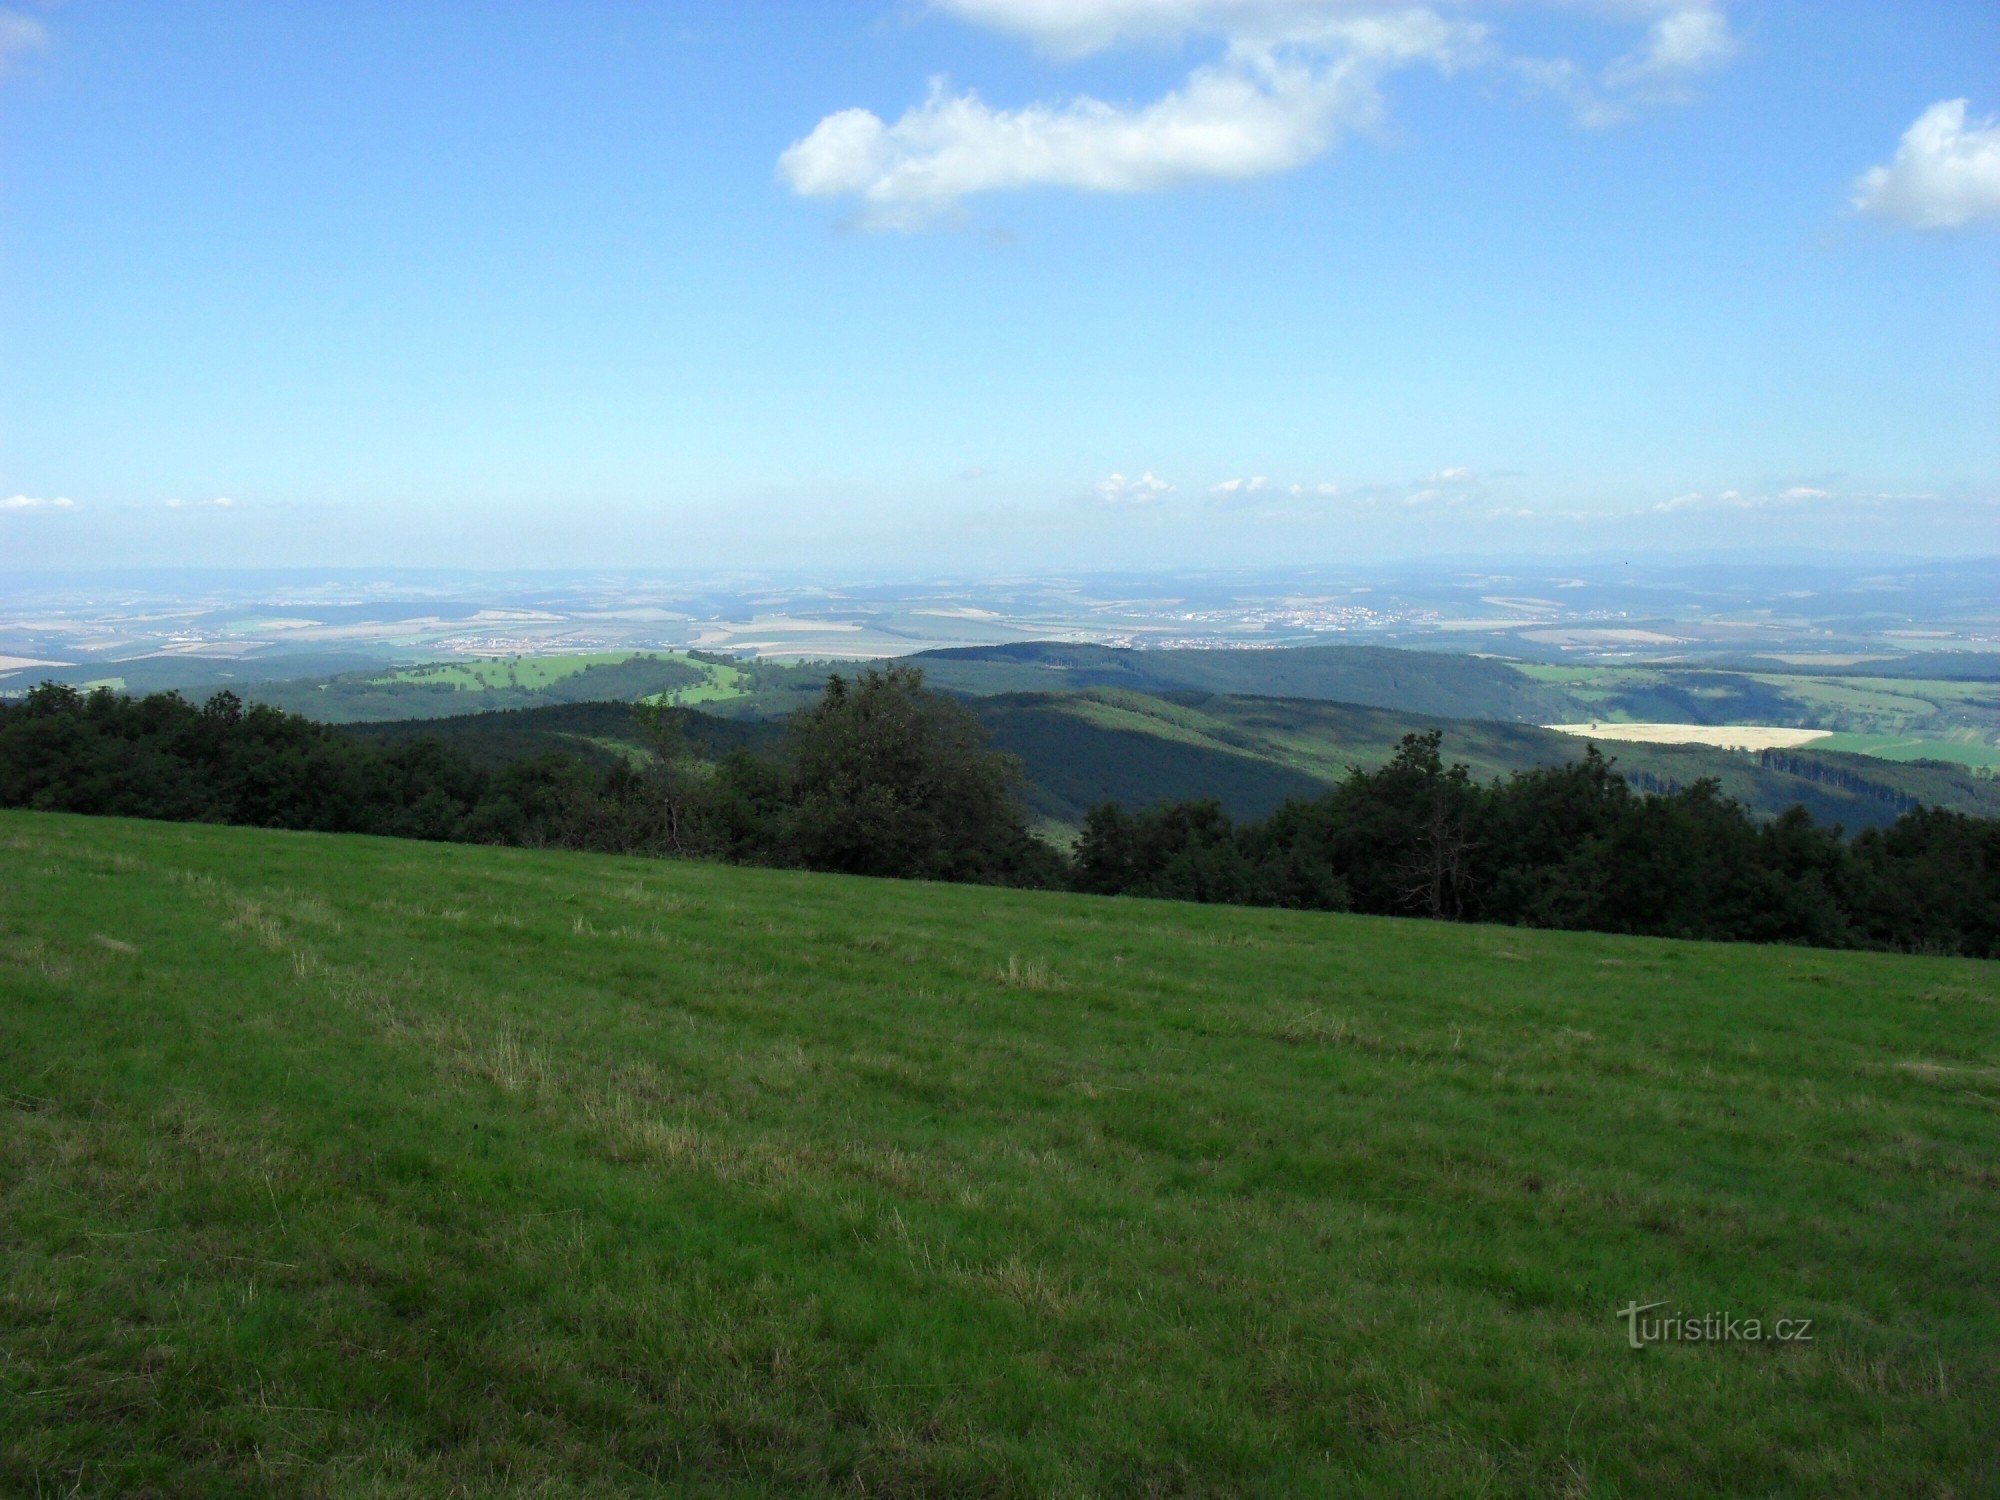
[3,1,1995,574]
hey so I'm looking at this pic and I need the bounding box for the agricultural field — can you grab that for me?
[2,811,1995,1494]
[1515,661,2000,742]
[1543,723,1833,751]
[1810,732,2000,771]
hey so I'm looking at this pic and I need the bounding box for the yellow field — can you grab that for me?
[1545,722,1832,751]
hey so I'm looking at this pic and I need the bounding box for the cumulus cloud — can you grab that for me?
[779,43,1426,228]
[782,1,1735,225]
[1852,99,2000,231]
[0,9,47,76]
[1208,475,1272,499]
[1,493,74,511]
[1429,465,1475,483]
[1094,470,1174,504]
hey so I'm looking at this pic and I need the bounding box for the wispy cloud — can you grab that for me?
[1650,485,1846,514]
[0,8,47,77]
[1603,3,1737,94]
[782,2,1739,226]
[165,496,237,509]
[1,493,74,511]
[1853,99,2000,231]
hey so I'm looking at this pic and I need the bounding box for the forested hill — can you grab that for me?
[344,700,781,770]
[910,642,1563,722]
[344,687,2000,830]
[6,676,1997,955]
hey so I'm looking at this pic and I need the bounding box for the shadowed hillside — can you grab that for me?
[910,641,1567,721]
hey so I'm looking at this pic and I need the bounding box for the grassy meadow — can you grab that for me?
[2,810,1997,1495]
[376,655,646,691]
[1812,732,2000,771]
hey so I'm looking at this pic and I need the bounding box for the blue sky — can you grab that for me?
[1,1,1995,572]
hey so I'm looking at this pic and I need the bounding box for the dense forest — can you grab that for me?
[4,674,1994,957]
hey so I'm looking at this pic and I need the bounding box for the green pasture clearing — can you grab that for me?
[1813,732,2000,770]
[375,653,642,692]
[2,810,1995,1495]
[643,657,753,707]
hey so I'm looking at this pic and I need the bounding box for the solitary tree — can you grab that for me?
[781,665,1046,883]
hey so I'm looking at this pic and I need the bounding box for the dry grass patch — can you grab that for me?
[994,954,1064,991]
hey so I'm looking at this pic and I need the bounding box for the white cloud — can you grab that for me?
[783,2,1733,225]
[780,49,1411,228]
[1852,99,2000,231]
[1604,3,1737,92]
[1209,475,1271,498]
[1,493,73,511]
[165,496,236,509]
[1094,470,1174,505]
[0,9,47,76]
[1508,57,1623,129]
[1429,465,1475,483]
[1651,485,1839,514]
[934,0,1477,58]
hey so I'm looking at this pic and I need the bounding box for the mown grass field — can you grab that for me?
[3,811,1996,1496]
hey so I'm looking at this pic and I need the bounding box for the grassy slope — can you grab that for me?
[4,812,1997,1496]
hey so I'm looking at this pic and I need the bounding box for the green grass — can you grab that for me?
[376,654,644,692]
[1812,732,2000,770]
[3,812,1997,1495]
[642,658,754,708]
[379,654,757,708]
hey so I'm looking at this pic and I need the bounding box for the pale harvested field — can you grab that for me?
[1546,722,1831,750]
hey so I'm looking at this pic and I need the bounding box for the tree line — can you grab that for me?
[3,671,1993,957]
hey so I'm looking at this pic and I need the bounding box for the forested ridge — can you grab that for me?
[4,673,1994,956]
